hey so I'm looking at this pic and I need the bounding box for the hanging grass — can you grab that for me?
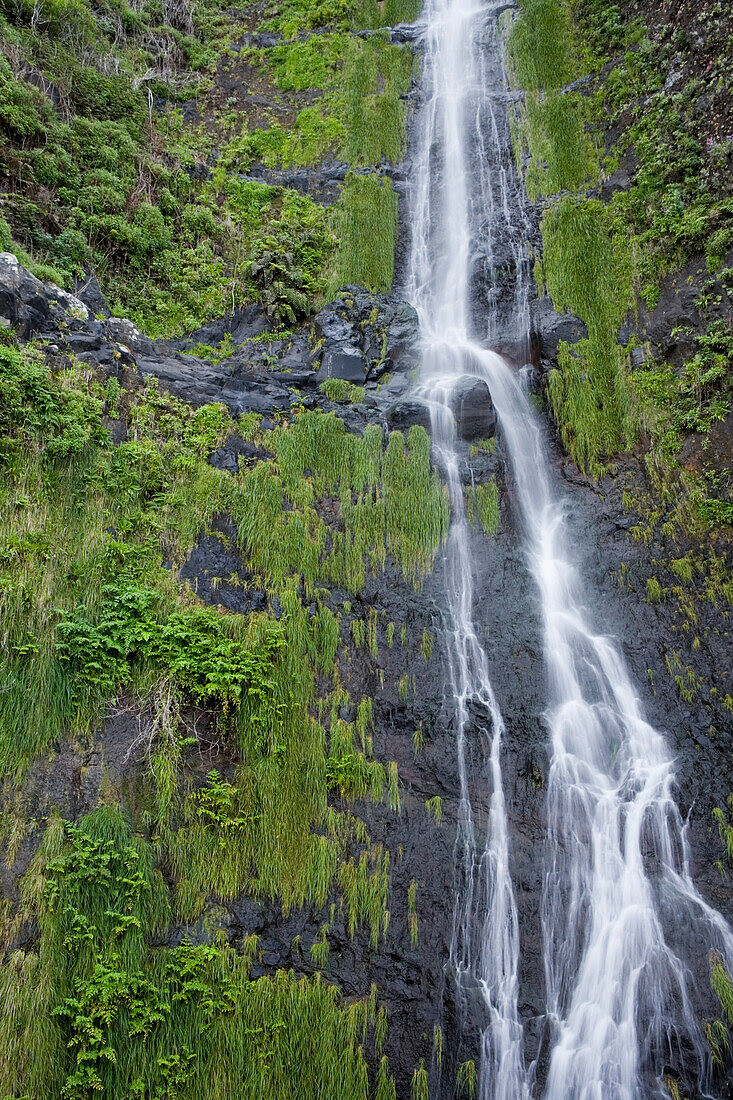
[541,197,634,473]
[0,806,399,1100]
[475,478,500,536]
[328,173,399,294]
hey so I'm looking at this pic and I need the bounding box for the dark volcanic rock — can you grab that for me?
[314,288,419,383]
[530,295,588,368]
[208,435,273,474]
[387,398,432,431]
[107,317,156,357]
[319,343,368,382]
[73,271,111,318]
[175,304,271,350]
[178,517,269,615]
[450,377,496,441]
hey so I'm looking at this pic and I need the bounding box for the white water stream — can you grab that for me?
[405,1,733,1097]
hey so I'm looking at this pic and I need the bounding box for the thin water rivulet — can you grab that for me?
[405,0,733,1096]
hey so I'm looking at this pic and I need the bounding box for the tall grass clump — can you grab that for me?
[522,91,599,200]
[232,412,447,594]
[475,478,500,536]
[339,33,412,165]
[329,173,399,293]
[507,0,580,92]
[541,197,634,472]
[351,0,422,28]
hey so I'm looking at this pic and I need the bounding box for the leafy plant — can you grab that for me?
[250,246,312,326]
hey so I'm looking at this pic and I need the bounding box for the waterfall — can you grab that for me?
[405,0,733,1097]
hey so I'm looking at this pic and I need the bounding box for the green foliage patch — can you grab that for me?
[541,197,632,473]
[0,806,395,1100]
[328,173,399,294]
[0,0,412,335]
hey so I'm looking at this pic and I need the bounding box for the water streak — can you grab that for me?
[406,0,733,1096]
[407,3,530,1098]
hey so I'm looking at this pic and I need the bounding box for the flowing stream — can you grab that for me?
[405,0,733,1096]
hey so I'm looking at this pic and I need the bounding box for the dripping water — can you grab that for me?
[405,0,733,1097]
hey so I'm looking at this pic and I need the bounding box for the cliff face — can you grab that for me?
[1,0,732,1098]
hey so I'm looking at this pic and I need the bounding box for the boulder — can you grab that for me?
[177,305,270,351]
[450,377,496,442]
[313,289,420,384]
[530,295,588,366]
[318,344,368,383]
[387,399,432,432]
[0,252,89,336]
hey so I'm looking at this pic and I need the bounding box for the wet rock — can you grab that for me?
[387,398,431,432]
[73,272,111,318]
[65,331,104,354]
[178,518,268,615]
[318,344,368,382]
[314,289,419,383]
[450,378,496,441]
[218,376,293,415]
[531,295,588,367]
[389,22,426,43]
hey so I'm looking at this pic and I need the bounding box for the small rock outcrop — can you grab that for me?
[314,287,420,383]
[530,295,588,369]
[449,377,496,441]
[0,256,424,427]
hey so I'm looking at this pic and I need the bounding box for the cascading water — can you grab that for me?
[406,0,733,1097]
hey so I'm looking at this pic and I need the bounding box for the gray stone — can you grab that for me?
[450,377,496,441]
[531,295,588,365]
[387,399,431,432]
[318,344,368,383]
[107,317,155,357]
[74,272,111,318]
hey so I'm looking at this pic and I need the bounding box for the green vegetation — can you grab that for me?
[411,1061,429,1100]
[475,477,500,536]
[320,378,366,403]
[425,796,442,823]
[457,1060,477,1098]
[0,0,434,1094]
[230,412,449,592]
[0,806,393,1099]
[508,0,733,559]
[0,342,449,948]
[0,0,413,335]
[263,0,421,36]
[0,316,449,1092]
[329,173,399,294]
[0,345,233,773]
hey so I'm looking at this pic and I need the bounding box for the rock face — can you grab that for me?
[0,252,90,335]
[314,287,420,383]
[530,295,588,369]
[0,258,423,427]
[449,377,496,441]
